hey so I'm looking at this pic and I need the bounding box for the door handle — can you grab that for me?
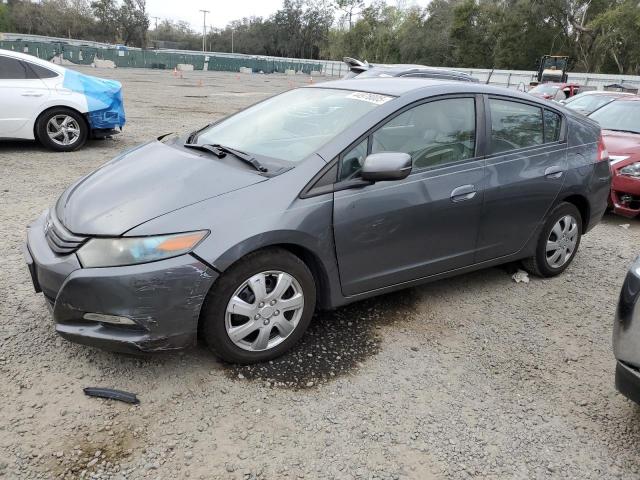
[21,92,44,97]
[544,166,564,179]
[450,184,477,203]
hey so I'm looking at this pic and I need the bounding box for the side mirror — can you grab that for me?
[361,152,412,182]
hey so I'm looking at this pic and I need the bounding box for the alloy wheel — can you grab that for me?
[225,271,305,352]
[46,115,81,146]
[546,215,578,269]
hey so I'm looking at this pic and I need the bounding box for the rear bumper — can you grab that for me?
[25,211,218,353]
[616,361,640,405]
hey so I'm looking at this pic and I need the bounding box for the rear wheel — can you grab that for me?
[35,108,88,152]
[523,202,582,277]
[201,248,316,364]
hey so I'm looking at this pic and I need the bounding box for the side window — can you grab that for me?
[339,138,368,181]
[371,97,476,170]
[544,110,562,143]
[0,56,31,79]
[489,99,543,154]
[28,63,58,79]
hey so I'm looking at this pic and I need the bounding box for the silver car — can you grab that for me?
[25,78,611,363]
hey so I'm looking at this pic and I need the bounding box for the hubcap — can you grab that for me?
[546,215,578,269]
[225,271,304,352]
[46,115,81,146]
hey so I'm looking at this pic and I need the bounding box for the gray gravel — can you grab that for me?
[2,66,640,479]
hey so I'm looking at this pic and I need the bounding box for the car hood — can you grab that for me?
[56,140,266,236]
[603,130,640,169]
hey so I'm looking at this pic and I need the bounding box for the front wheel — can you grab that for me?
[200,248,316,364]
[523,202,582,277]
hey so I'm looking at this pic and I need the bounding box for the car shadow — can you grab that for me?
[221,287,420,389]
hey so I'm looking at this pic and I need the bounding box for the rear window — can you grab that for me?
[489,99,543,154]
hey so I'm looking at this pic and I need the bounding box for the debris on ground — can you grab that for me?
[83,387,140,404]
[620,224,631,230]
[512,270,530,283]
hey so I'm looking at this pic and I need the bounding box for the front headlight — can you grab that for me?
[77,231,209,268]
[619,161,640,178]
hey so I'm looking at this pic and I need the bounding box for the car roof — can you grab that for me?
[608,95,640,102]
[572,91,632,97]
[0,49,65,74]
[308,77,552,103]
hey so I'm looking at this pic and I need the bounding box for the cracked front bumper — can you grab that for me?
[25,212,218,353]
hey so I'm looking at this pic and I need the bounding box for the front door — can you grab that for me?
[333,96,486,297]
[0,55,50,137]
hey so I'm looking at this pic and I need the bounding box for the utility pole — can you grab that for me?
[151,16,160,30]
[231,28,234,54]
[199,9,210,52]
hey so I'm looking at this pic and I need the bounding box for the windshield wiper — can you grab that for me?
[186,130,198,144]
[184,143,268,173]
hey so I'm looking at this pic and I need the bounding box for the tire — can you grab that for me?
[200,248,316,364]
[522,202,582,278]
[35,107,88,152]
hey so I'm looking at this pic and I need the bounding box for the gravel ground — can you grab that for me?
[2,66,640,480]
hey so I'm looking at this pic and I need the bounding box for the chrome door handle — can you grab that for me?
[450,184,477,203]
[544,166,563,179]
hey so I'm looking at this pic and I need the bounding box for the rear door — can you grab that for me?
[476,97,567,262]
[0,55,52,137]
[333,95,487,296]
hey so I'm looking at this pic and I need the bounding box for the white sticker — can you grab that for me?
[346,91,393,105]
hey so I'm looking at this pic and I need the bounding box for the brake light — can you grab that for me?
[597,134,609,162]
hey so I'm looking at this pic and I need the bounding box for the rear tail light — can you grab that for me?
[597,134,609,162]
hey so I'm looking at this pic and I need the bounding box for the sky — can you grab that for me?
[146,0,432,32]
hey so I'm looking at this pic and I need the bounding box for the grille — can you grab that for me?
[44,211,87,255]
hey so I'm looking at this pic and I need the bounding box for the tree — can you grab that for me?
[118,0,149,46]
[335,0,364,28]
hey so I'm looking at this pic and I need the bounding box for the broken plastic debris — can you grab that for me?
[512,270,530,283]
[620,224,631,230]
[83,387,139,404]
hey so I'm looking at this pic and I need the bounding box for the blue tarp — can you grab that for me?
[62,69,126,130]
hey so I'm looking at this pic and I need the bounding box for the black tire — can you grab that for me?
[35,107,88,152]
[522,202,582,278]
[200,248,316,364]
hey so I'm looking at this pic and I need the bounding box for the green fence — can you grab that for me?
[0,40,321,74]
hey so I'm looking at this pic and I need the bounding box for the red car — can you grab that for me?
[589,96,640,217]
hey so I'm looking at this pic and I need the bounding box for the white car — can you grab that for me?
[0,49,125,151]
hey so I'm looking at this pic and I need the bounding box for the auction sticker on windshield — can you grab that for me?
[347,92,394,105]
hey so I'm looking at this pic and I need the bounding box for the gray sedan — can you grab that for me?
[25,78,611,363]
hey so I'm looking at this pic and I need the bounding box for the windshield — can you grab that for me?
[565,94,616,113]
[590,101,640,134]
[195,88,393,162]
[530,84,559,95]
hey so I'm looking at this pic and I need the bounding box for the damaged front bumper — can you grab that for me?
[25,212,218,353]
